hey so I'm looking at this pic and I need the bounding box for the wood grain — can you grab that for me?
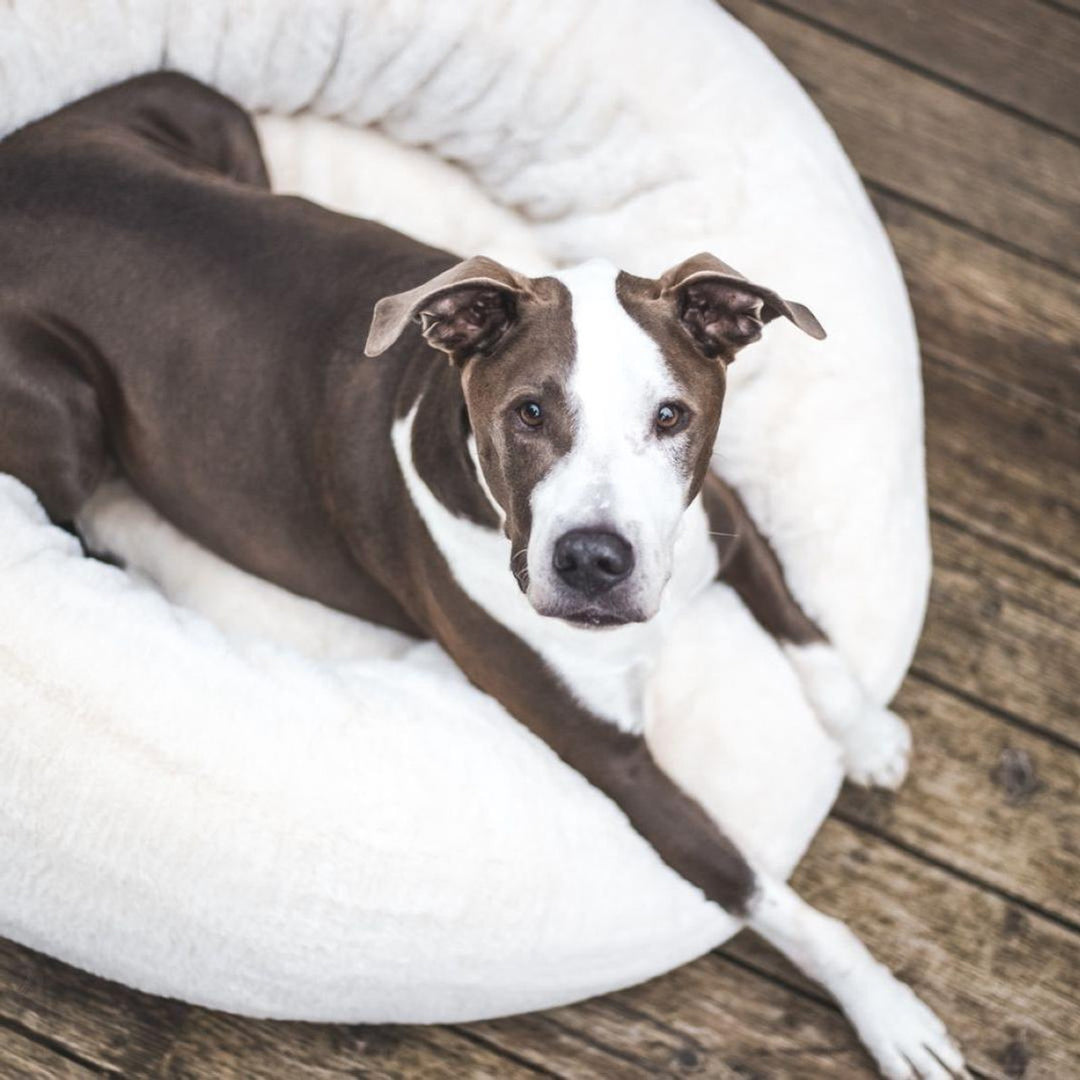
[915,514,1079,746]
[0,941,187,1075]
[871,190,1080,417]
[0,940,549,1079]
[923,357,1079,576]
[722,0,1080,273]
[840,670,1079,923]
[464,958,876,1078]
[773,0,1080,137]
[723,818,1080,1080]
[159,1015,544,1079]
[869,186,1080,576]
[0,1026,100,1080]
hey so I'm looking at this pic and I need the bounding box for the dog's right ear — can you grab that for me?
[365,256,531,364]
[658,252,826,361]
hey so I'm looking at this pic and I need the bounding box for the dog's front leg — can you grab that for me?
[745,874,968,1079]
[455,639,964,1077]
[702,475,912,789]
[782,638,912,790]
[571,726,966,1076]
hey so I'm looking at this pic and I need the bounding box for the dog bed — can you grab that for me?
[0,0,928,1022]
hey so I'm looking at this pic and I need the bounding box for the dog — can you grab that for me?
[0,73,965,1078]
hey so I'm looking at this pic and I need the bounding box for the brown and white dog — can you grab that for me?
[0,74,964,1078]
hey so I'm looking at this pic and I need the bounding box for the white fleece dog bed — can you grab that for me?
[0,0,928,1022]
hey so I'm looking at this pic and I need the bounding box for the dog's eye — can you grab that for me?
[655,402,687,434]
[517,400,544,428]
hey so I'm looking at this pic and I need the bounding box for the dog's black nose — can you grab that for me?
[553,530,635,595]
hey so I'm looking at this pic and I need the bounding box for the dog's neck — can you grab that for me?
[404,356,502,534]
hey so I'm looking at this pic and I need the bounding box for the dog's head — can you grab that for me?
[366,253,824,628]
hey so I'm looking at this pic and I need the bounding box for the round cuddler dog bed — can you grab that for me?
[0,0,928,1022]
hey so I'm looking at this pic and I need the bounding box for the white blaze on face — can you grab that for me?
[528,259,689,619]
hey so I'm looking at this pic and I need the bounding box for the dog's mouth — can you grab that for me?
[559,608,647,630]
[526,589,647,627]
[564,612,626,629]
[524,565,656,628]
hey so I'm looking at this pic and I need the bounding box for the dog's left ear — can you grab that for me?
[659,252,825,360]
[365,256,531,364]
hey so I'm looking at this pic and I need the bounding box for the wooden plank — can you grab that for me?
[915,514,1080,746]
[881,176,1080,580]
[0,1026,100,1080]
[722,818,1080,1080]
[465,958,875,1078]
[0,933,876,1080]
[839,669,1080,923]
[0,939,187,1075]
[922,356,1079,576]
[462,1007,667,1078]
[871,190,1080,416]
[775,0,1080,138]
[159,1013,543,1080]
[0,939,547,1079]
[721,0,1080,273]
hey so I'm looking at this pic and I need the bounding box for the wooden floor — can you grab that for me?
[3,1,1078,1077]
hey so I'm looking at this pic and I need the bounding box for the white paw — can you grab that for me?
[783,644,913,790]
[839,706,912,790]
[848,975,969,1079]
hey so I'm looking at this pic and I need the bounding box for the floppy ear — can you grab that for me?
[364,256,531,364]
[659,252,826,360]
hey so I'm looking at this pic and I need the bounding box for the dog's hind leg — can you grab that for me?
[0,310,108,524]
[702,473,913,789]
[53,71,270,190]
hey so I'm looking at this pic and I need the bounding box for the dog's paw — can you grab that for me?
[848,976,969,1079]
[838,706,912,790]
[784,644,913,790]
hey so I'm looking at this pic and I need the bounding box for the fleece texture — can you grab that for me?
[0,0,927,1022]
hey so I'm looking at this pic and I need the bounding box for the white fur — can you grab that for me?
[786,642,913,788]
[0,0,928,1030]
[467,433,506,520]
[748,878,966,1079]
[527,260,688,619]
